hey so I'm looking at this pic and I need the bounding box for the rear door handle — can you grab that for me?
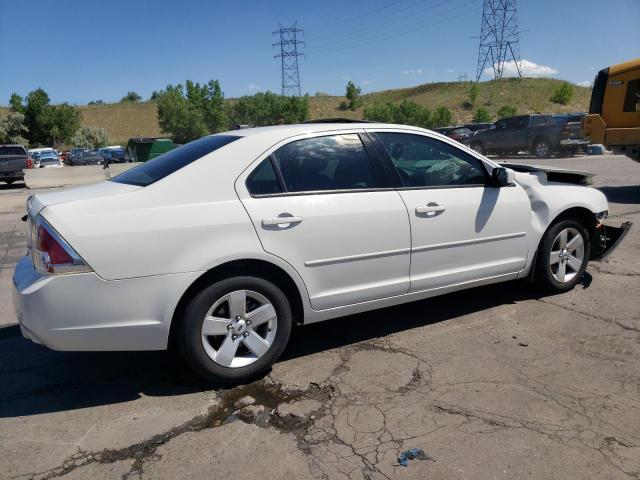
[415,205,446,214]
[262,216,303,227]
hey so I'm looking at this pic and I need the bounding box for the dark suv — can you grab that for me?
[470,114,576,158]
[0,145,30,184]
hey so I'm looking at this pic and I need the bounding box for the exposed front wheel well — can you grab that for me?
[169,259,304,347]
[546,207,599,258]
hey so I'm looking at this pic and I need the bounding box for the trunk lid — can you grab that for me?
[29,180,141,216]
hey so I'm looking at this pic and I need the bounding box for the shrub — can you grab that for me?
[0,112,29,146]
[497,105,517,119]
[71,126,109,149]
[473,107,492,123]
[469,83,480,106]
[363,100,433,128]
[120,91,142,103]
[432,106,453,128]
[232,91,309,126]
[551,82,574,105]
[345,81,362,110]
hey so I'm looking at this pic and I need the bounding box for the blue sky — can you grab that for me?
[1,0,638,104]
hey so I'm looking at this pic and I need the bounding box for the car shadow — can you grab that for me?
[0,280,546,419]
[0,181,26,191]
[598,185,640,205]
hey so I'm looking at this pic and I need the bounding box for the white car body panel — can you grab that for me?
[13,123,610,350]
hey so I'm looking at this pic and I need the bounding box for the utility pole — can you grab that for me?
[273,22,304,96]
[475,0,522,82]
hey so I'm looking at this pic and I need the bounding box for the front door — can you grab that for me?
[236,133,411,310]
[372,131,531,292]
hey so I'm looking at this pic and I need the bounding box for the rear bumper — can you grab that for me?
[12,255,201,351]
[593,221,632,261]
[0,171,24,178]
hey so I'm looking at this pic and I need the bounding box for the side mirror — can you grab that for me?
[491,167,515,187]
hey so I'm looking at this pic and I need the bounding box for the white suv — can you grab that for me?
[13,122,629,383]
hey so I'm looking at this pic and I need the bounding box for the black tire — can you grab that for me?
[4,179,15,185]
[533,219,590,293]
[471,141,485,155]
[533,137,552,158]
[177,276,293,384]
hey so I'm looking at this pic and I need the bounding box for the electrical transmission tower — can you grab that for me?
[273,23,304,96]
[475,0,522,82]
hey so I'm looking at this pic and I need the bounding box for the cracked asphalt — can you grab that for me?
[0,154,638,480]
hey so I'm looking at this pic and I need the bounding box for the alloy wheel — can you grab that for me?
[549,227,585,283]
[200,290,277,368]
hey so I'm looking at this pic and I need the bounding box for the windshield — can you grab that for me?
[112,134,240,187]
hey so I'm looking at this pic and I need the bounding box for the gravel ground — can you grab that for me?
[0,154,638,480]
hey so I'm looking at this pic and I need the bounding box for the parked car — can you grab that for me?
[435,126,474,144]
[0,144,31,184]
[68,148,89,165]
[470,114,581,158]
[37,152,63,168]
[78,150,105,166]
[103,147,126,163]
[553,113,588,154]
[125,137,175,162]
[13,123,630,383]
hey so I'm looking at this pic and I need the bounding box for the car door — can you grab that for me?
[236,132,411,311]
[502,116,528,150]
[371,130,531,292]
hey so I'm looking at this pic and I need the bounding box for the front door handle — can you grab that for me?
[415,205,446,215]
[262,216,303,227]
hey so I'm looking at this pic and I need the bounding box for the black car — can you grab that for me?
[79,150,105,166]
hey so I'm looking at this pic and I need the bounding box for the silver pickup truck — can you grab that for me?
[0,145,30,184]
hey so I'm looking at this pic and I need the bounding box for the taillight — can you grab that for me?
[26,157,33,169]
[31,216,91,275]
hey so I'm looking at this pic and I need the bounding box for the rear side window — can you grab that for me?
[376,132,487,188]
[112,135,240,187]
[246,159,282,195]
[272,134,378,193]
[0,146,27,156]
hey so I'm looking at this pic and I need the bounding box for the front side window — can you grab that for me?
[113,134,240,187]
[272,134,378,193]
[376,132,487,188]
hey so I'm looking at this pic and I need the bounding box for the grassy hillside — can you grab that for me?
[2,78,591,145]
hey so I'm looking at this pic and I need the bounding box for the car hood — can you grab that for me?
[28,180,141,216]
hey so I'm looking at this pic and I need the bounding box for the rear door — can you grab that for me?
[370,130,530,292]
[236,131,411,310]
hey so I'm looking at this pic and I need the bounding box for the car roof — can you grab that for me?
[226,122,431,139]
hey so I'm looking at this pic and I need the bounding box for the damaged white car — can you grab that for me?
[13,121,630,383]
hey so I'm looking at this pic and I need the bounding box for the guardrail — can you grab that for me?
[24,163,141,189]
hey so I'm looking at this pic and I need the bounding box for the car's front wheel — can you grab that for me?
[534,219,590,293]
[177,276,293,384]
[471,141,485,155]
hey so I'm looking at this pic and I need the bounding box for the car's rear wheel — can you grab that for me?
[178,276,292,384]
[534,138,552,158]
[4,179,15,185]
[534,219,589,293]
[471,141,485,155]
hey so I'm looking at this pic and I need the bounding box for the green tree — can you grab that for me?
[120,91,142,102]
[469,83,480,106]
[88,100,105,105]
[344,81,362,110]
[497,105,517,119]
[473,106,492,123]
[551,82,574,105]
[71,126,109,149]
[45,103,82,148]
[23,88,51,146]
[432,106,453,128]
[0,112,29,146]
[150,90,160,100]
[156,79,227,143]
[9,93,24,113]
[232,91,309,126]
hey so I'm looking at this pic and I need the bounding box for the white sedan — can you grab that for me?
[13,122,630,383]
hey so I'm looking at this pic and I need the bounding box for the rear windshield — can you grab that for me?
[112,135,240,187]
[0,146,26,156]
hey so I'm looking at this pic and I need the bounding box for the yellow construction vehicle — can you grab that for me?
[582,58,640,162]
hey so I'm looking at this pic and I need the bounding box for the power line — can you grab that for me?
[475,0,522,81]
[273,23,304,97]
